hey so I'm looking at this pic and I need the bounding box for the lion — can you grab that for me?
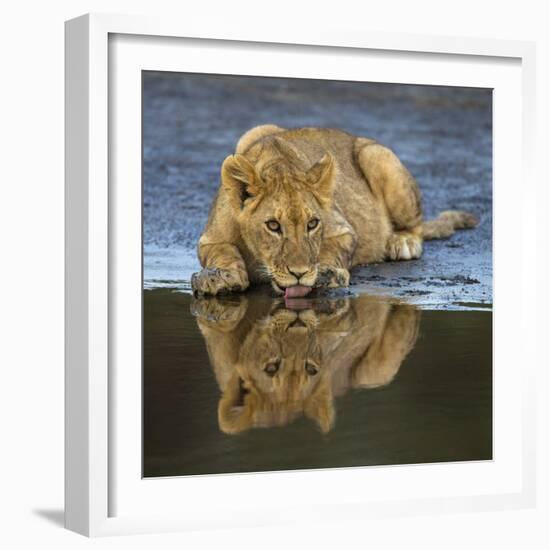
[191,293,420,434]
[191,125,478,297]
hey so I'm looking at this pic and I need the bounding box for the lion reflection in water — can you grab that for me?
[192,294,420,434]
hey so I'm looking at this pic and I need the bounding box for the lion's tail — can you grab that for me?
[422,210,479,240]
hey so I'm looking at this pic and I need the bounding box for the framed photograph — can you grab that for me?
[65,13,537,537]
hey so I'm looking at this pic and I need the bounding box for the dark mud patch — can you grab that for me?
[399,289,433,296]
[355,274,479,287]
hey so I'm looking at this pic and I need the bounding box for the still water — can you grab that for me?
[143,290,492,478]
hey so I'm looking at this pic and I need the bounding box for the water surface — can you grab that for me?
[143,290,492,478]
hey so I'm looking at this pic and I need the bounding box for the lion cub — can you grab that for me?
[192,125,478,297]
[192,294,420,434]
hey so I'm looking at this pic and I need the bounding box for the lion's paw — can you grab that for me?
[315,266,351,288]
[191,268,249,297]
[386,232,423,261]
[190,296,247,328]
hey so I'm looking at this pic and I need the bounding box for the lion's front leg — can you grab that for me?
[192,243,249,296]
[315,232,356,289]
[191,268,249,296]
[191,294,248,331]
[316,266,351,288]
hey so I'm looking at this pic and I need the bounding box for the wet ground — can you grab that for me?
[143,290,492,477]
[143,72,492,309]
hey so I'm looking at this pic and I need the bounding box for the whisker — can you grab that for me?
[255,264,273,283]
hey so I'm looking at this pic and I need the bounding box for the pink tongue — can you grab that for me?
[284,285,312,298]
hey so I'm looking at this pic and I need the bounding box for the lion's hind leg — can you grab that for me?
[352,304,420,389]
[355,139,424,261]
[386,226,423,261]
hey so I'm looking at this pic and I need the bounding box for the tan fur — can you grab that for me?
[192,295,420,434]
[421,210,479,240]
[192,125,478,295]
[235,124,285,154]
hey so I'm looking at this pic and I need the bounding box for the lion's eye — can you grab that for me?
[266,220,281,233]
[307,218,320,231]
[305,362,318,376]
[264,362,280,376]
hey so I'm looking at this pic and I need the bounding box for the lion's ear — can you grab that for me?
[304,376,335,433]
[221,154,261,209]
[218,373,256,434]
[306,153,335,207]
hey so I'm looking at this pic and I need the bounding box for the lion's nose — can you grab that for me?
[287,268,307,280]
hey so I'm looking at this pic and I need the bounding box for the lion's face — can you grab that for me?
[218,304,335,434]
[221,149,335,293]
[239,183,324,291]
[239,306,322,398]
[193,294,420,435]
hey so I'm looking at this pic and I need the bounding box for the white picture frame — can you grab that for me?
[65,12,537,537]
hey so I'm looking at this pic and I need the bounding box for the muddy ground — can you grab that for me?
[143,72,492,309]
